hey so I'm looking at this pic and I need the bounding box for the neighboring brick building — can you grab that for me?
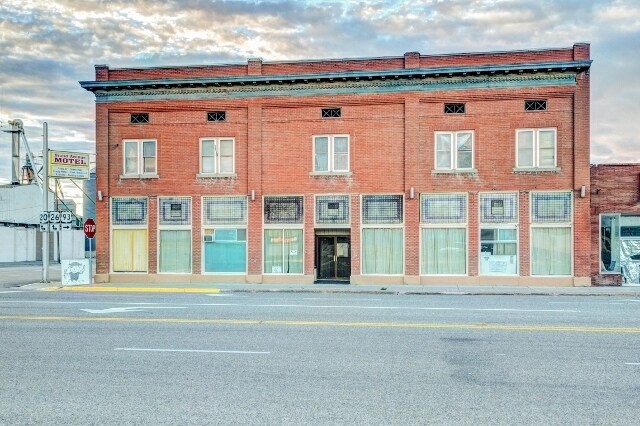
[80,43,592,286]
[591,164,640,286]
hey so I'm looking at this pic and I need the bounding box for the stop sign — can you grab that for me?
[84,218,96,239]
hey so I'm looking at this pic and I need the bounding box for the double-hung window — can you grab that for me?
[435,131,473,170]
[200,138,234,175]
[516,128,557,168]
[313,135,349,173]
[123,139,156,176]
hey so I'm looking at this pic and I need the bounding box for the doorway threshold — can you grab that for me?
[314,279,350,285]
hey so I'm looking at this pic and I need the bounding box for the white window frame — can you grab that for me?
[110,197,149,274]
[157,197,192,274]
[420,193,468,276]
[198,137,235,176]
[434,131,474,171]
[516,128,557,169]
[201,196,248,275]
[360,194,405,276]
[122,139,157,177]
[479,192,520,276]
[530,191,573,277]
[314,194,351,227]
[312,134,350,173]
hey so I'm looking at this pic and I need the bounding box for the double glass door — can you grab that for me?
[317,236,350,281]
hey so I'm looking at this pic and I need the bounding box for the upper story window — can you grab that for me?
[123,139,156,176]
[130,113,149,124]
[200,138,234,175]
[321,108,341,118]
[444,103,465,114]
[435,131,473,170]
[516,128,556,168]
[313,135,349,173]
[525,100,547,111]
[207,111,226,122]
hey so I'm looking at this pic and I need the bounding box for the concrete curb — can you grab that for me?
[26,282,640,297]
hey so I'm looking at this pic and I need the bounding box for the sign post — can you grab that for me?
[84,218,96,285]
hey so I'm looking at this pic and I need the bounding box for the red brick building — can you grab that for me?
[591,164,640,286]
[80,43,592,286]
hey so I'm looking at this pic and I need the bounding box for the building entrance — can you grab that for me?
[315,233,350,282]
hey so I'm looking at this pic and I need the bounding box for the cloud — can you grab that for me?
[1,0,640,192]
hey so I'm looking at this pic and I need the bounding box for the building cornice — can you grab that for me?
[80,60,591,99]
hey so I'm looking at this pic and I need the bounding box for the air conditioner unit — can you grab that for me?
[203,235,213,242]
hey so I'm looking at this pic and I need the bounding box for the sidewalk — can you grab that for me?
[30,281,640,296]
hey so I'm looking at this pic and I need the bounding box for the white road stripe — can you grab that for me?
[625,363,640,365]
[0,300,578,313]
[114,348,269,354]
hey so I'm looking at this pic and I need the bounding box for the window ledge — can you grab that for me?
[310,171,353,177]
[196,173,237,179]
[119,174,159,179]
[512,167,561,174]
[431,169,478,175]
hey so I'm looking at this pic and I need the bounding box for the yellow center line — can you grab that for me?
[1,315,640,333]
[43,286,220,293]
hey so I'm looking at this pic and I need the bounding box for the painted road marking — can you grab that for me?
[81,307,186,314]
[44,286,220,294]
[2,315,640,333]
[0,291,26,294]
[625,363,640,365]
[0,300,579,313]
[114,348,269,354]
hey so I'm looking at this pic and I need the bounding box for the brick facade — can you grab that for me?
[81,43,592,286]
[590,164,640,285]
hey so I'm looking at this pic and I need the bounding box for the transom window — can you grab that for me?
[123,139,156,176]
[314,135,349,173]
[321,108,341,118]
[159,197,191,226]
[203,196,247,225]
[516,128,557,168]
[531,192,572,223]
[130,113,149,124]
[480,193,518,223]
[200,138,234,175]
[435,131,473,170]
[264,196,304,224]
[207,111,226,122]
[316,195,350,225]
[525,100,547,111]
[112,197,148,226]
[362,195,403,225]
[444,103,465,114]
[421,193,467,224]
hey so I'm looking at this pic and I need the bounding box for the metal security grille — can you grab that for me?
[362,195,403,225]
[316,195,349,225]
[112,197,148,225]
[130,113,149,124]
[525,100,547,111]
[480,193,518,223]
[159,197,191,225]
[264,196,303,224]
[207,111,226,122]
[321,108,341,118]
[444,103,465,114]
[203,196,247,225]
[532,192,572,223]
[421,193,466,224]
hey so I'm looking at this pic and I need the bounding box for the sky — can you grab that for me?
[1,0,639,214]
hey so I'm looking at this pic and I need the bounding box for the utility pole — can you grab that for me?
[42,122,49,283]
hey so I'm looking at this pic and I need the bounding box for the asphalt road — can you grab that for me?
[1,290,640,425]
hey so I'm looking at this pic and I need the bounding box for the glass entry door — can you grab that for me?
[317,236,350,281]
